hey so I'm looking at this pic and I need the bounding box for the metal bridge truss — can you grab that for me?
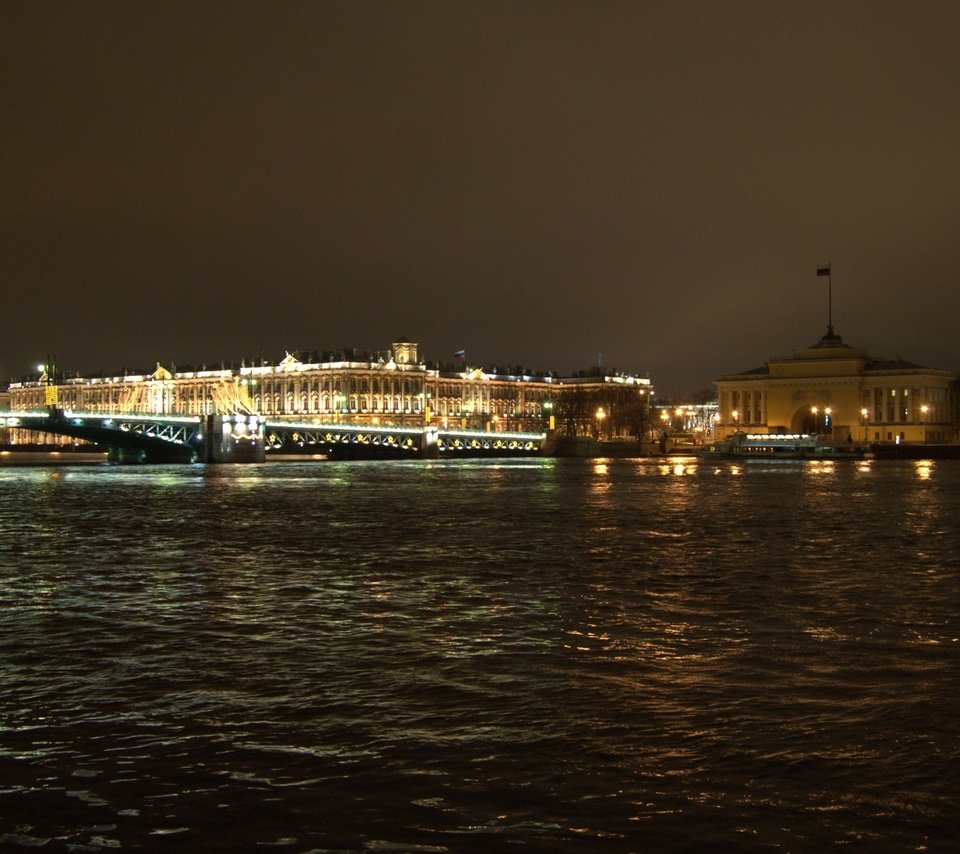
[109,415,203,446]
[6,410,205,461]
[265,422,422,454]
[436,429,543,454]
[265,421,546,457]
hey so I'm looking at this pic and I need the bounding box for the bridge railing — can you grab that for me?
[4,410,203,425]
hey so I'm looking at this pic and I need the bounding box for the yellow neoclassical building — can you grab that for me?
[715,327,956,444]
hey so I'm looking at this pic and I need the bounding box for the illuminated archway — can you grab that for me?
[793,406,831,434]
[796,409,818,434]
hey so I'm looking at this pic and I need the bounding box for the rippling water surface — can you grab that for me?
[1,457,958,851]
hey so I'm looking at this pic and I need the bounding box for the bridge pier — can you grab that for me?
[205,414,266,463]
[108,446,147,464]
[542,429,558,456]
[420,426,440,459]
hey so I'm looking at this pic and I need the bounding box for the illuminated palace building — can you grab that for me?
[4,340,653,442]
[715,327,956,444]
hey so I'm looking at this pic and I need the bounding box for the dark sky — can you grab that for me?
[3,1,960,397]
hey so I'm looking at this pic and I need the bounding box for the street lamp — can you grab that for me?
[731,409,739,431]
[37,359,58,408]
[921,404,929,443]
[543,401,554,431]
[811,406,819,434]
[860,407,868,443]
[595,406,606,439]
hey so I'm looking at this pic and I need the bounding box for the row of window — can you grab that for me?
[14,384,550,411]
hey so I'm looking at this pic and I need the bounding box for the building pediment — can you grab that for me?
[769,355,867,379]
[277,352,302,371]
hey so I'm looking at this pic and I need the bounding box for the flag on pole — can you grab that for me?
[454,349,465,359]
[816,265,831,277]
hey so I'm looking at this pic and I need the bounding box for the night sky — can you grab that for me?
[3,1,960,397]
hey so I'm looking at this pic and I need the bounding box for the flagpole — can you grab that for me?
[828,263,832,334]
[817,263,833,335]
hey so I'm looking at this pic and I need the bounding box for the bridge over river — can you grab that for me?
[4,409,551,464]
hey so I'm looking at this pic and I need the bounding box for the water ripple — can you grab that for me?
[1,459,958,850]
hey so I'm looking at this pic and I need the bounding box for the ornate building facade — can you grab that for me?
[715,328,956,444]
[5,340,654,443]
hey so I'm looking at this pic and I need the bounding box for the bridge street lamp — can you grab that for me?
[417,391,433,424]
[860,408,868,443]
[811,406,819,435]
[921,404,929,443]
[38,358,59,409]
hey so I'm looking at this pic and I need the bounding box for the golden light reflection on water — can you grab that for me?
[802,625,848,642]
[590,462,612,501]
[563,626,613,654]
[914,459,934,480]
[7,455,960,848]
[656,462,684,476]
[650,456,697,476]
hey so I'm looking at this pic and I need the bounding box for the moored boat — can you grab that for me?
[705,432,865,460]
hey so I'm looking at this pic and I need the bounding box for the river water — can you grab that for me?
[1,456,957,851]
